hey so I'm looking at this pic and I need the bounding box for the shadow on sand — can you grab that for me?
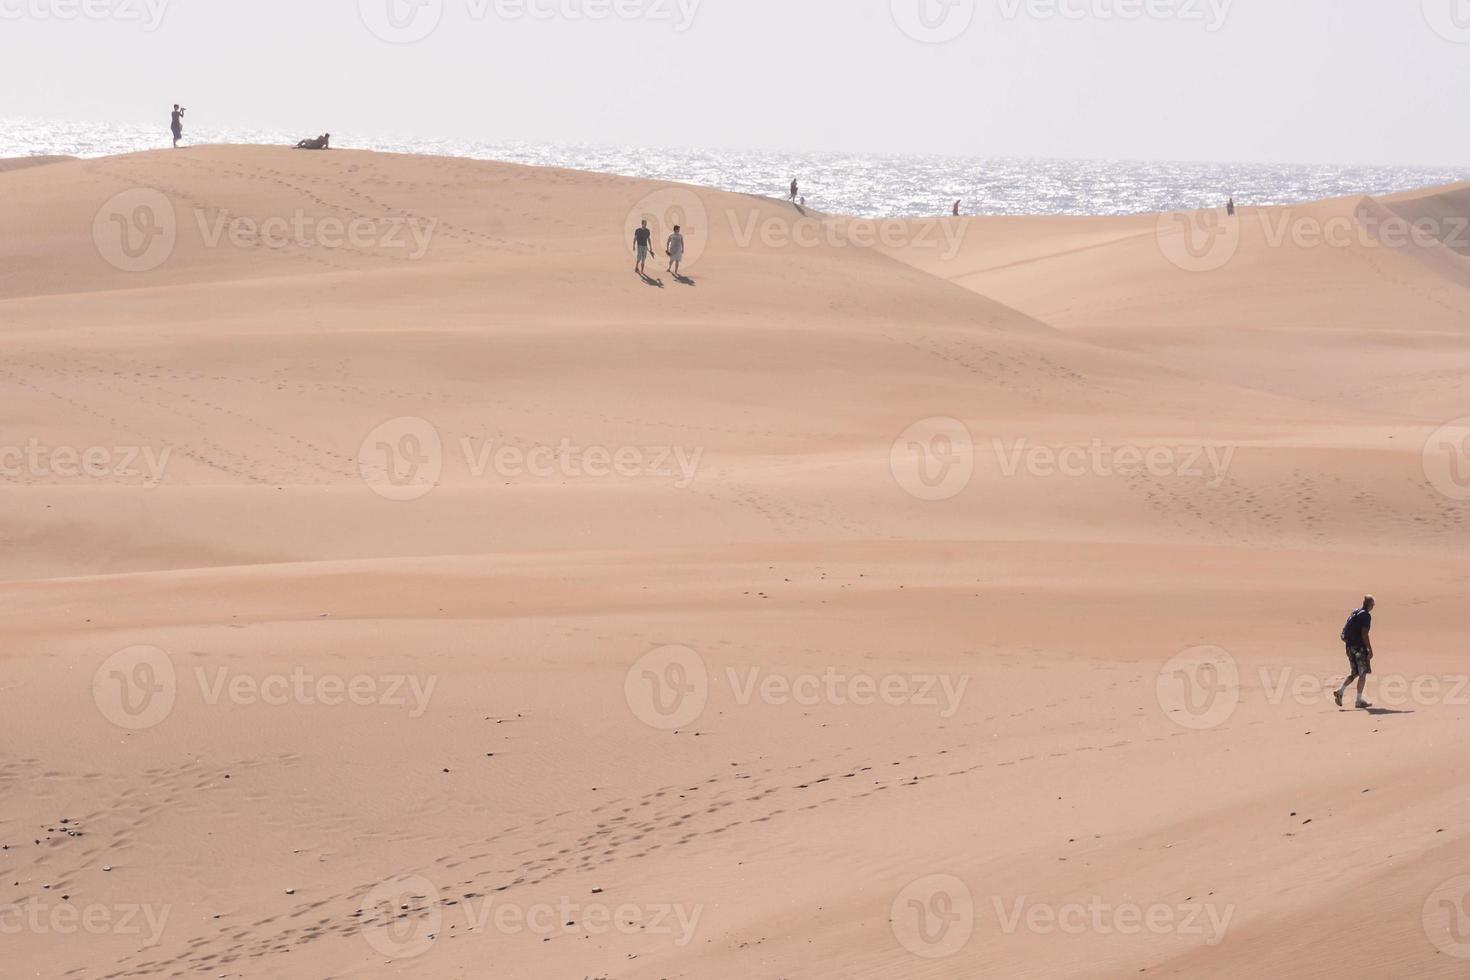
[672,273,696,286]
[637,271,664,288]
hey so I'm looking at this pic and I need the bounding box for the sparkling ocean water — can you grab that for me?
[4,116,1467,219]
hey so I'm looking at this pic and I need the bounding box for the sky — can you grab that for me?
[2,0,1469,165]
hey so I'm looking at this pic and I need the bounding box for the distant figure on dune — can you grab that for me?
[1227,196,1236,217]
[294,134,331,150]
[789,178,799,203]
[1334,596,1376,709]
[633,219,655,276]
[666,225,686,276]
[953,200,961,217]
[170,105,186,149]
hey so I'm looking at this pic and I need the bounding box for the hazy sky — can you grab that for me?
[3,0,1469,164]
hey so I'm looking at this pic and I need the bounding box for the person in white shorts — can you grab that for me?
[666,225,686,276]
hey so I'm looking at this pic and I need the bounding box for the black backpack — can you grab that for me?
[1341,609,1363,643]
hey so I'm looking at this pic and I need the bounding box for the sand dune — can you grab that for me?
[0,155,75,173]
[882,189,1470,419]
[3,147,1469,978]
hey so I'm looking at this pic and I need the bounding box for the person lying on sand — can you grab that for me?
[294,134,331,150]
[1334,595,1376,709]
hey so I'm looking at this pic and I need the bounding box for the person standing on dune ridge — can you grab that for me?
[1334,596,1376,710]
[171,104,186,149]
[790,178,799,203]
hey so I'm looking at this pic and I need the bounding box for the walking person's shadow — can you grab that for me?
[672,273,696,286]
[637,270,664,288]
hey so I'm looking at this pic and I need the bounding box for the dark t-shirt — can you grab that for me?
[633,227,652,247]
[171,110,183,131]
[1344,609,1372,648]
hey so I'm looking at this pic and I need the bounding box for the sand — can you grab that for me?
[0,155,76,173]
[2,146,1469,978]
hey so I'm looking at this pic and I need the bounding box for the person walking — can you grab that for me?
[666,225,686,276]
[1334,596,1376,709]
[789,178,799,203]
[632,220,656,276]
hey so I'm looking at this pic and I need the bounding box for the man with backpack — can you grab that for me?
[1334,596,1376,709]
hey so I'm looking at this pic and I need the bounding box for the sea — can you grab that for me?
[4,116,1467,219]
